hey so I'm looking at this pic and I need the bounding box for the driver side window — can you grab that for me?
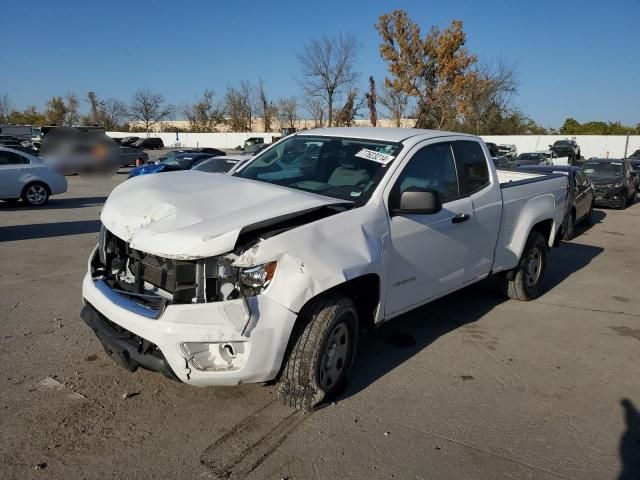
[393,143,460,204]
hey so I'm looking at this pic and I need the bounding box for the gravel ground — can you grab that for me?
[1,170,639,480]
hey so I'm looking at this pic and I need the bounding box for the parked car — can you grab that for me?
[497,144,517,159]
[628,149,640,159]
[128,152,213,178]
[131,137,164,150]
[485,142,500,157]
[492,156,511,168]
[628,159,640,191]
[119,146,149,167]
[549,140,580,163]
[191,155,251,174]
[82,127,568,410]
[119,136,140,147]
[0,147,68,206]
[512,152,551,167]
[517,165,595,239]
[157,148,226,162]
[582,159,638,209]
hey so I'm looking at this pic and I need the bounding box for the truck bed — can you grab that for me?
[492,168,568,273]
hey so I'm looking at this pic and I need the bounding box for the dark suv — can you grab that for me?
[549,140,580,163]
[582,159,638,209]
[132,137,164,150]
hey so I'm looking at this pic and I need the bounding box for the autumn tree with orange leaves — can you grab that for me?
[376,11,477,129]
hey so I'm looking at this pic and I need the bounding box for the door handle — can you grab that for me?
[451,213,471,224]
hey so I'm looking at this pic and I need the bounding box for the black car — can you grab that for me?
[512,152,551,168]
[119,136,140,146]
[628,149,640,159]
[628,158,640,187]
[485,142,500,157]
[132,137,164,149]
[518,165,595,239]
[549,140,580,163]
[582,159,638,209]
[157,147,225,162]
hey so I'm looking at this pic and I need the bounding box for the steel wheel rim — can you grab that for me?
[525,247,542,287]
[27,185,47,205]
[318,319,351,391]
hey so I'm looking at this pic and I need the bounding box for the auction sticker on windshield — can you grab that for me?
[355,148,395,164]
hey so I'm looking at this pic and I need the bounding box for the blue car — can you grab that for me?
[128,152,214,178]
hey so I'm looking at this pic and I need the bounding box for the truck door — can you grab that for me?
[384,141,473,316]
[451,140,502,283]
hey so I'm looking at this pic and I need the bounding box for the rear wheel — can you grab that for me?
[277,294,358,411]
[502,231,547,301]
[563,211,575,240]
[21,182,49,206]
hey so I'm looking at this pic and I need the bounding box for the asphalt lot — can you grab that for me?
[1,166,639,480]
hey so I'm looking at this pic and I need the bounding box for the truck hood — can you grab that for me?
[101,171,346,259]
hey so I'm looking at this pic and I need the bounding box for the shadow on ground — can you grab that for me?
[619,398,640,480]
[0,196,107,211]
[0,219,101,242]
[340,240,604,402]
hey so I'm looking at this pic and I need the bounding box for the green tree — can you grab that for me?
[45,96,68,125]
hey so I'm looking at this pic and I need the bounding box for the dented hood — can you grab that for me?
[101,171,345,259]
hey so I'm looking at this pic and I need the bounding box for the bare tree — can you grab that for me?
[86,91,101,125]
[303,97,325,128]
[64,92,80,126]
[101,98,128,130]
[334,89,364,127]
[276,97,298,129]
[255,79,276,132]
[0,94,12,123]
[224,82,253,132]
[129,89,173,133]
[379,83,409,127]
[183,89,224,132]
[365,76,377,127]
[297,34,359,126]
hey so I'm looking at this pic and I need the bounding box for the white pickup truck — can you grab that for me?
[81,128,568,410]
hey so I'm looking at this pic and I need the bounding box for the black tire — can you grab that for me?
[277,293,358,411]
[618,191,628,210]
[21,182,50,206]
[502,231,547,301]
[563,211,575,240]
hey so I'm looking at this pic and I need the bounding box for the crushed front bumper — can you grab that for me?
[81,273,298,386]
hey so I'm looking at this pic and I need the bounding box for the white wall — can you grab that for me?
[107,131,278,149]
[481,135,640,159]
[108,131,640,158]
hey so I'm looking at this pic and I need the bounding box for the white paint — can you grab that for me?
[481,135,640,159]
[85,128,568,388]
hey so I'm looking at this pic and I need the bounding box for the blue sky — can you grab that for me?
[1,0,638,129]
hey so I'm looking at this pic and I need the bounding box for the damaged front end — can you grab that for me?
[91,225,276,325]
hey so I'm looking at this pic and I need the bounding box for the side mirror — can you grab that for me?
[391,188,442,216]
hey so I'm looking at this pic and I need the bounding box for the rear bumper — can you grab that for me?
[81,272,298,386]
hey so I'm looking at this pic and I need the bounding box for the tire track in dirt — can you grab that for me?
[200,400,309,478]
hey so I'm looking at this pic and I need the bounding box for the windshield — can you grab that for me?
[193,158,238,173]
[583,161,623,175]
[235,135,403,202]
[518,153,541,160]
[160,154,202,169]
[554,141,571,147]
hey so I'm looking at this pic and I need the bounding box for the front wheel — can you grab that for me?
[502,231,547,301]
[618,191,628,209]
[277,294,358,411]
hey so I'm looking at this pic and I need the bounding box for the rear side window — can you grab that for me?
[0,151,28,165]
[452,141,490,195]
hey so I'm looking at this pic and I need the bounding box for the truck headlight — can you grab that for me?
[239,262,277,291]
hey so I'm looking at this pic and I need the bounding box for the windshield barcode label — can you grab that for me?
[355,149,395,164]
